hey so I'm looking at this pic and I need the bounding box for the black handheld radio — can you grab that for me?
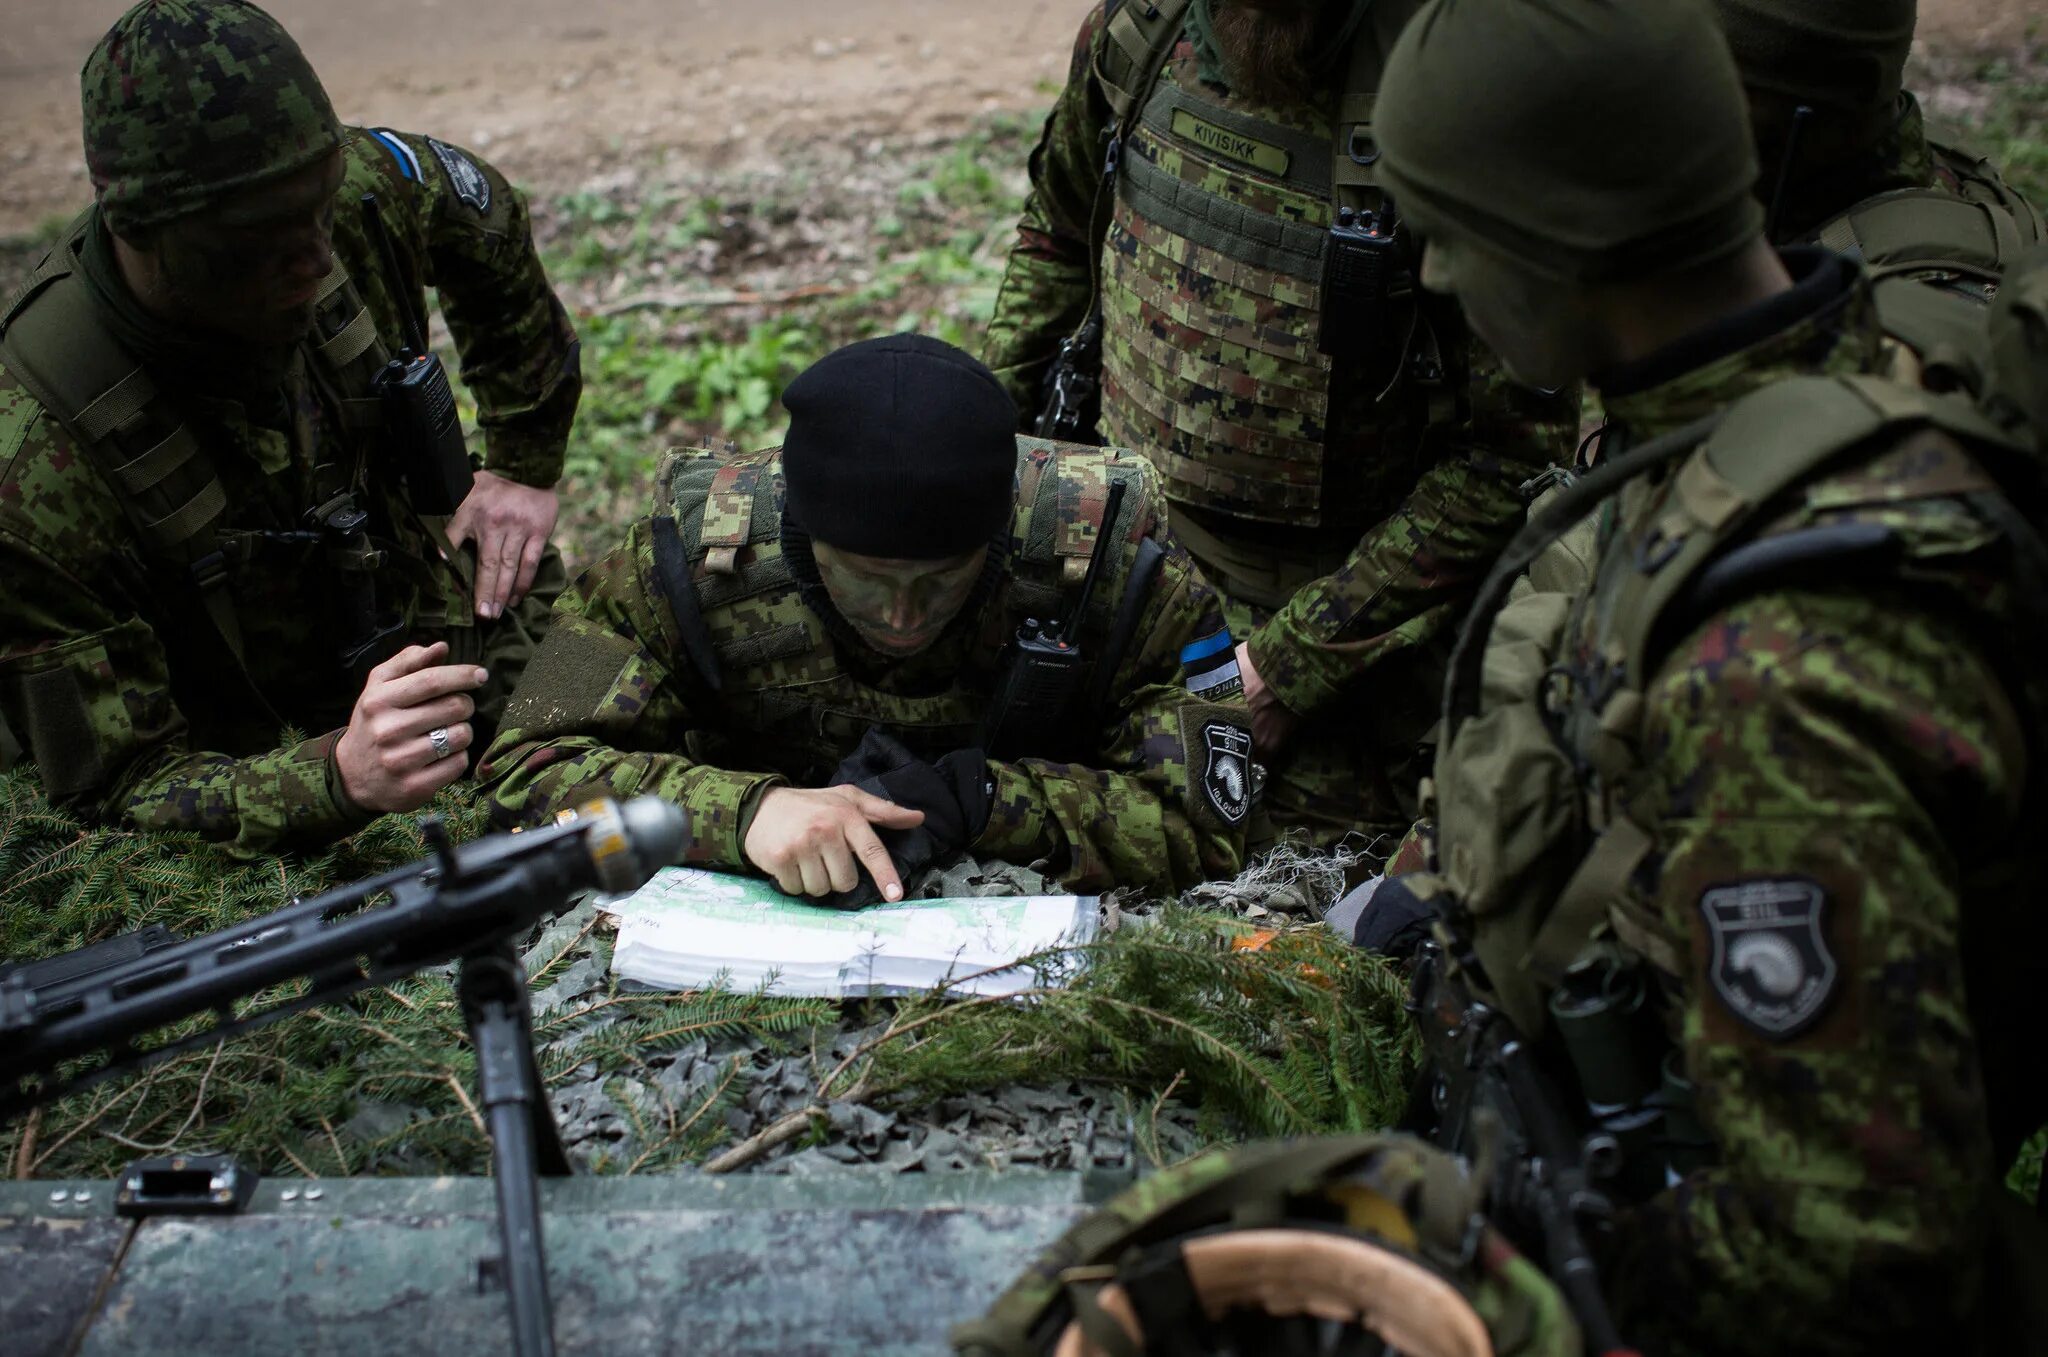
[982,478,1127,760]
[360,193,476,516]
[1317,204,1403,358]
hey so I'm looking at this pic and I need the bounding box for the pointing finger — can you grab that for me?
[844,815,904,903]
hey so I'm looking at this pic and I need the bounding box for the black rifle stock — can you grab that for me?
[1405,929,1640,1357]
[0,795,685,1357]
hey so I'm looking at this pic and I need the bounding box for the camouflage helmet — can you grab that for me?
[1712,0,1916,115]
[81,0,343,233]
[951,1134,1580,1357]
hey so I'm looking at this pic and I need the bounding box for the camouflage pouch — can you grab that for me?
[1430,589,1586,1034]
[952,1133,1579,1357]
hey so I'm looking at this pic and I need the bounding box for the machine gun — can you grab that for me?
[0,796,685,1357]
[1403,922,1641,1357]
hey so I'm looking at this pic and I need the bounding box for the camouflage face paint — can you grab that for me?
[141,151,345,348]
[810,542,989,656]
[1417,232,1588,392]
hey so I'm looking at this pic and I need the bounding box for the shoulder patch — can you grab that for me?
[426,137,491,214]
[1195,716,1252,826]
[1699,878,1839,1040]
[367,128,422,182]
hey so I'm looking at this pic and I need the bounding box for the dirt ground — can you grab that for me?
[1,0,2038,238]
[0,0,1084,236]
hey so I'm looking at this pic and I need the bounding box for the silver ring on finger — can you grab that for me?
[427,726,455,761]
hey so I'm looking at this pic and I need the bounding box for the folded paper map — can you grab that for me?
[606,867,1098,998]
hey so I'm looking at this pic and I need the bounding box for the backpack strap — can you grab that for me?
[1607,375,2027,682]
[1815,187,2020,284]
[0,220,246,661]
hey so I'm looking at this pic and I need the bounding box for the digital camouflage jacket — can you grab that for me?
[1415,251,2048,1354]
[0,127,581,856]
[480,439,1249,897]
[983,2,1576,727]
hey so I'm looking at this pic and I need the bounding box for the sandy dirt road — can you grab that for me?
[0,0,1083,235]
[0,0,2036,237]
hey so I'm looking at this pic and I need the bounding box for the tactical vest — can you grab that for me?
[1813,141,2044,380]
[646,437,1166,784]
[1423,377,2048,1226]
[1092,0,1440,528]
[0,209,447,681]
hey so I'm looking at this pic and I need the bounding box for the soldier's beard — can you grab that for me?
[1210,0,1324,105]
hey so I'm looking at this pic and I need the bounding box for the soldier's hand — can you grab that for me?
[446,470,559,621]
[1236,641,1299,760]
[334,642,490,813]
[742,785,926,903]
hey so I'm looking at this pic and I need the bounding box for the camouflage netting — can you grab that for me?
[0,770,1417,1181]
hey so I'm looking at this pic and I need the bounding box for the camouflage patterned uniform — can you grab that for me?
[985,1,1578,849]
[1410,248,2048,1354]
[0,115,581,854]
[480,440,1249,896]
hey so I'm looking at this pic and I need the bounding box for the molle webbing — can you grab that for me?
[1099,53,1350,524]
[1095,0,1196,126]
[1119,148,1329,282]
[1124,83,1332,282]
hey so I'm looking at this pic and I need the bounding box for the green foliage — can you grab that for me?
[0,770,1416,1178]
[1926,58,2048,206]
[534,114,1038,564]
[856,913,1420,1144]
[2014,1125,2046,1203]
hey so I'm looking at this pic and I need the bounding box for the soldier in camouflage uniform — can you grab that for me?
[1713,0,2042,370]
[984,0,1577,852]
[0,0,581,856]
[1363,0,2048,1351]
[482,336,1250,901]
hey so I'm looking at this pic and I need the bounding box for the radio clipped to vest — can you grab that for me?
[1317,204,1405,359]
[982,479,1126,760]
[360,194,475,516]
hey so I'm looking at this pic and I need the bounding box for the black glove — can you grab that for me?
[821,730,994,909]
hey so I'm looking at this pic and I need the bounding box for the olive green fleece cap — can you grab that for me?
[82,0,343,233]
[1713,0,1915,114]
[1376,0,1764,284]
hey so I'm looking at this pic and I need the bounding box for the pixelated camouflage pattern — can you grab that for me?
[985,4,1575,849]
[481,441,1247,896]
[0,128,579,855]
[1428,260,2048,1353]
[82,0,343,232]
[956,1134,1579,1357]
[1096,62,1337,523]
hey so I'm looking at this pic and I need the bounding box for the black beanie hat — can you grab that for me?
[780,335,1018,559]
